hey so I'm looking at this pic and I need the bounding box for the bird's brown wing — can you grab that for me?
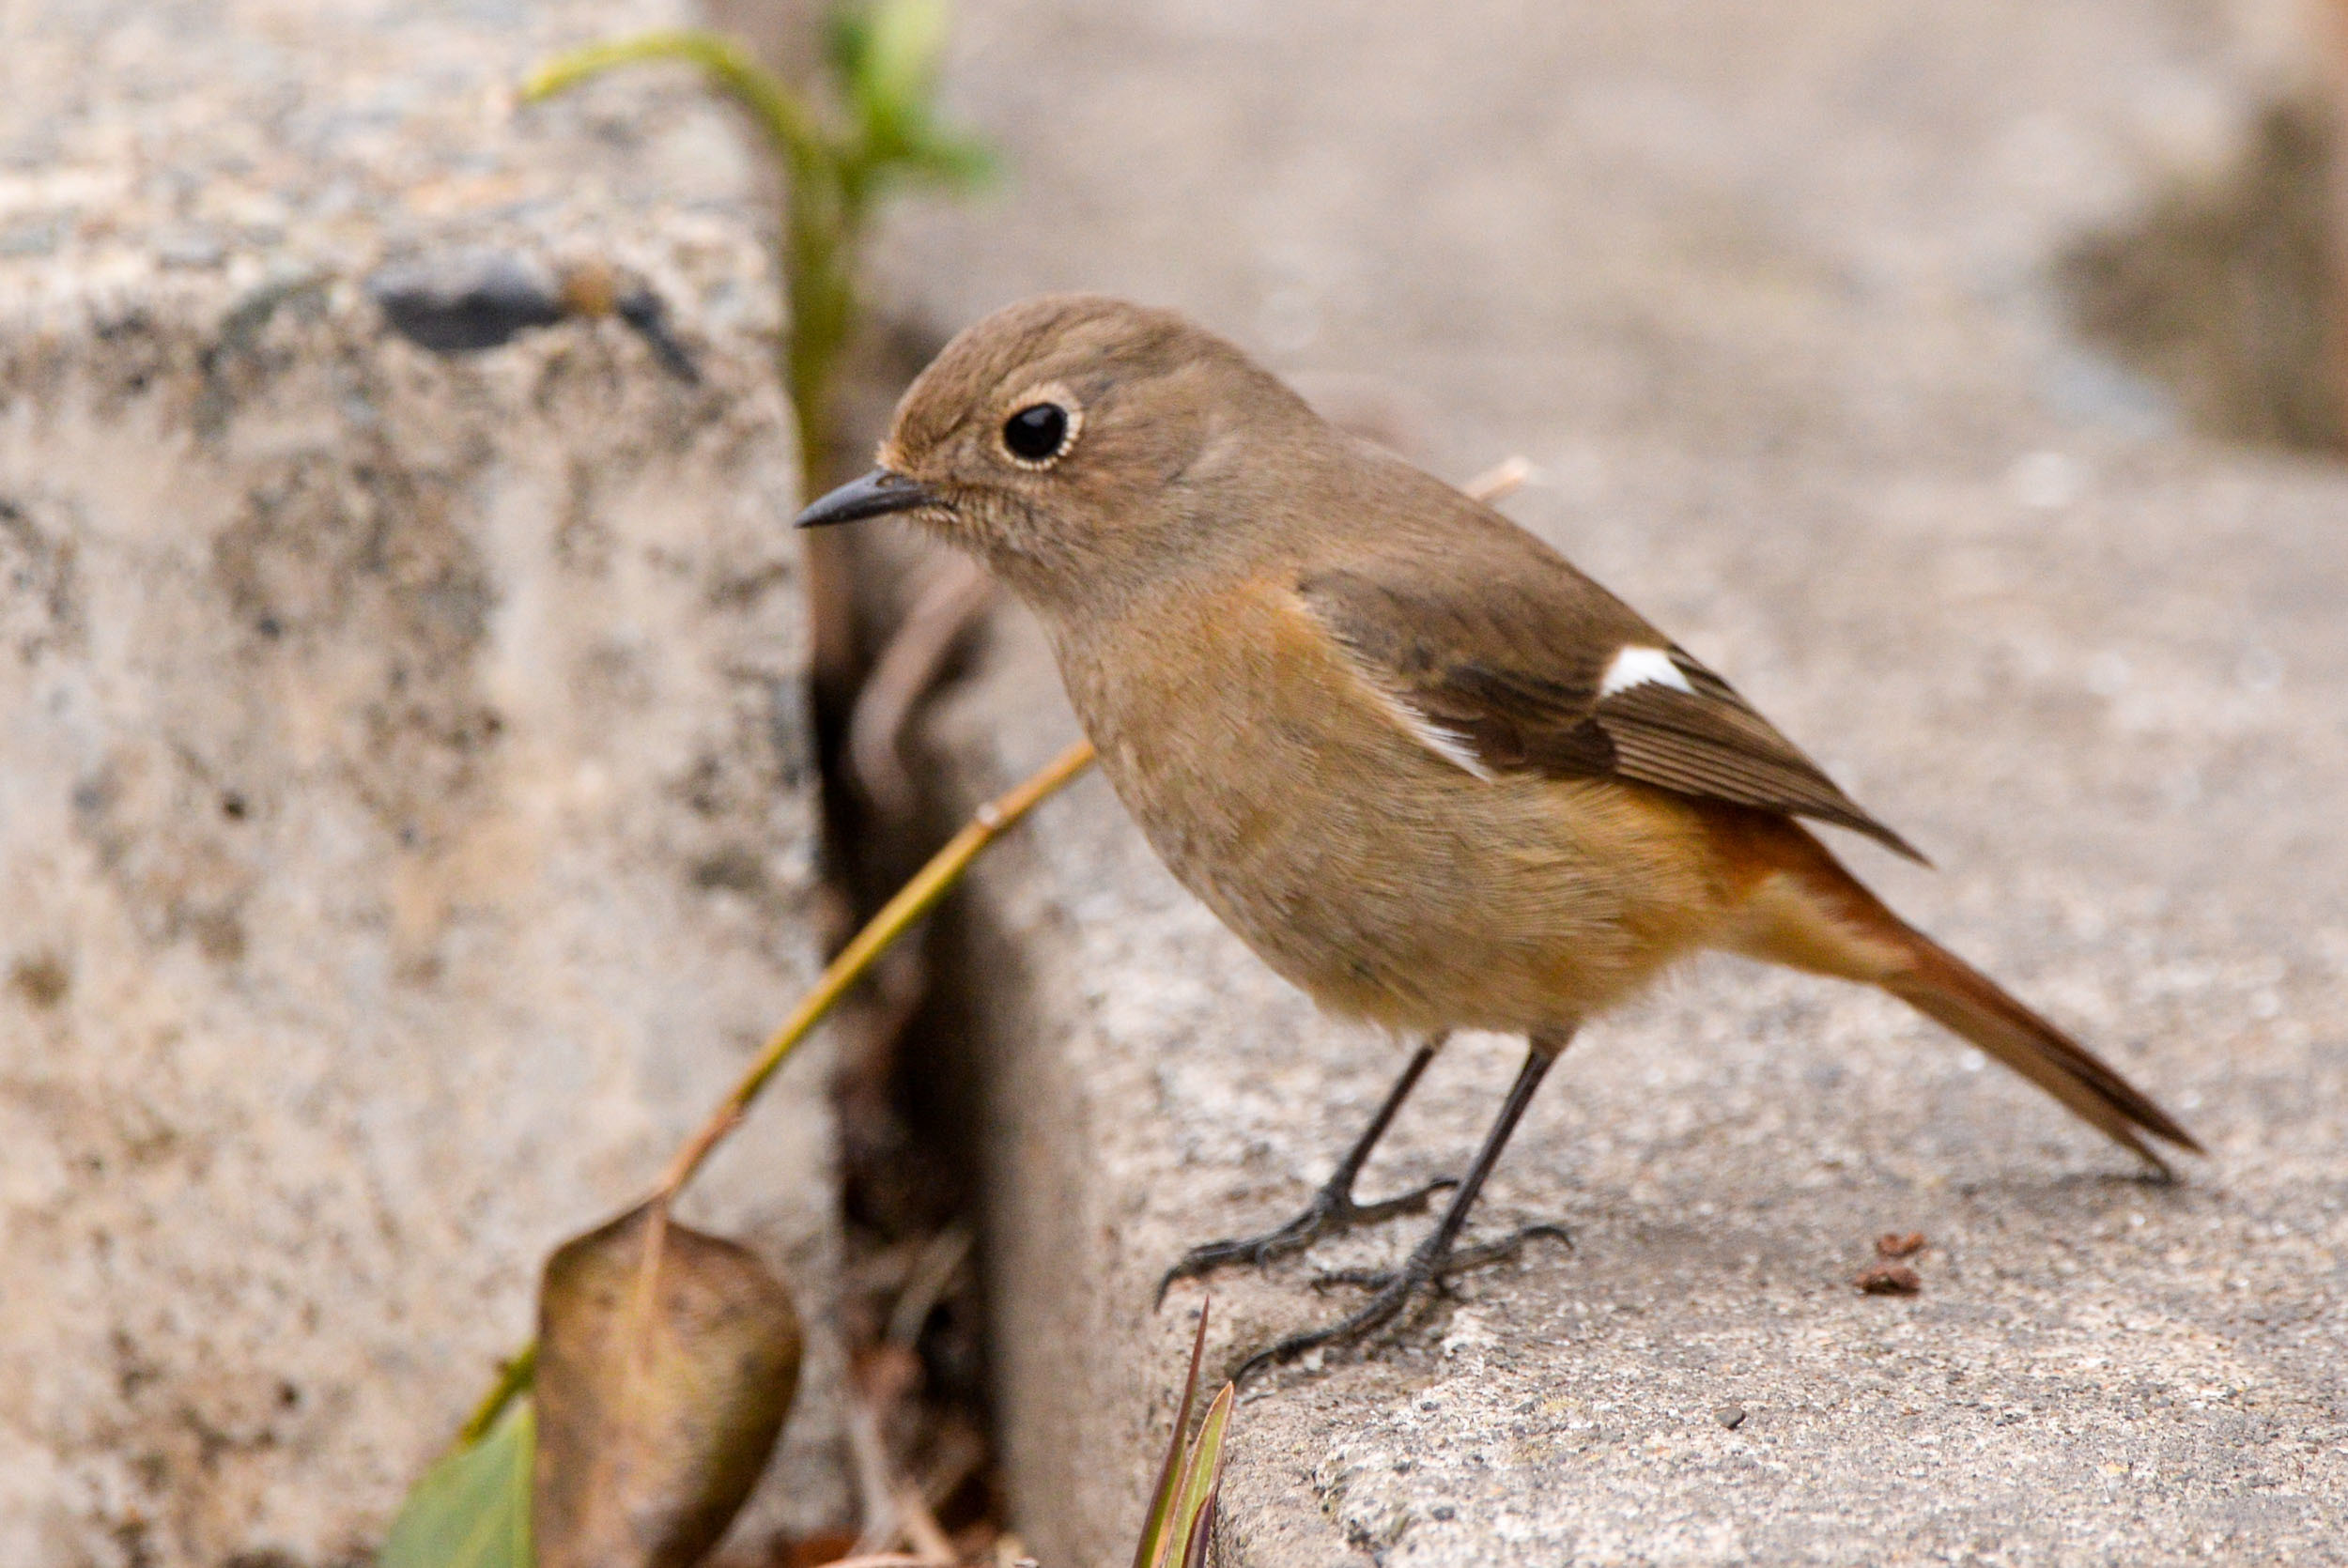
[1298,542,1926,863]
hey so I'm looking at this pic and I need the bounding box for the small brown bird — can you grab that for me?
[797,295,2200,1372]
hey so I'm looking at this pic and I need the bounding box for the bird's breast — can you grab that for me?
[1035,577,1719,1033]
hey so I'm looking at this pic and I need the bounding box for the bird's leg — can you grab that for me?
[1157,1036,1453,1306]
[1237,1029,1575,1381]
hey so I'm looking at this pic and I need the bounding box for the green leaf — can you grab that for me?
[850,0,952,120]
[825,3,873,84]
[378,1398,534,1568]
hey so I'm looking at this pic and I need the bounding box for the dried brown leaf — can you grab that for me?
[533,1202,803,1568]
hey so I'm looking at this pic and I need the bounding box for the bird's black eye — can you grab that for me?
[1002,402,1072,464]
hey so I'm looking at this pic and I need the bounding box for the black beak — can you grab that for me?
[794,469,939,528]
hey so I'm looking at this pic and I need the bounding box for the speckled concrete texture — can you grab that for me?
[0,3,842,1563]
[892,1,2348,1562]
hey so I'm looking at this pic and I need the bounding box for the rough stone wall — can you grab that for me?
[0,3,842,1564]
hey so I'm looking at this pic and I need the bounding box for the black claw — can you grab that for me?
[1442,1221,1573,1272]
[1236,1220,1573,1382]
[1237,1253,1429,1382]
[1315,1222,1572,1293]
[1343,1175,1460,1225]
[1159,1041,1455,1310]
[1154,1174,1460,1308]
[1234,1042,1569,1382]
[1310,1266,1390,1292]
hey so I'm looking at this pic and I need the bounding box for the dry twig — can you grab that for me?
[655,738,1099,1202]
[851,556,996,818]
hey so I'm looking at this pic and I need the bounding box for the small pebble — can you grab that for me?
[1714,1403,1746,1430]
[1855,1263,1923,1296]
[1877,1231,1927,1259]
[1429,1505,1456,1522]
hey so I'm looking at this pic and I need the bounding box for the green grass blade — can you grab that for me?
[1180,1476,1225,1568]
[1131,1302,1212,1568]
[852,0,953,123]
[1162,1383,1234,1568]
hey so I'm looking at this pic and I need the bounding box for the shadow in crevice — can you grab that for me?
[2059,98,2347,454]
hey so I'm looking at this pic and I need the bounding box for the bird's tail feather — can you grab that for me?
[1883,931,2202,1174]
[1727,817,2201,1172]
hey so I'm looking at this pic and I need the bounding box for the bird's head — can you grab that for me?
[796,294,1318,605]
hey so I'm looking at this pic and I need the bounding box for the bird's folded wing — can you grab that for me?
[1297,546,1925,863]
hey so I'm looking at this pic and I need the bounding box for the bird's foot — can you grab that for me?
[1235,1222,1572,1382]
[1155,1174,1459,1307]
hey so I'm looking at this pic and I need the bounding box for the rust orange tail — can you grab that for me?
[1883,930,2201,1174]
[1724,816,2202,1173]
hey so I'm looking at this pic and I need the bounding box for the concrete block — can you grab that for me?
[0,3,841,1564]
[925,440,2348,1568]
[897,2,2348,1561]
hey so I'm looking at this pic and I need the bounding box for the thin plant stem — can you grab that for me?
[521,32,849,476]
[657,738,1096,1198]
[457,1343,539,1446]
[444,740,1097,1444]
[521,32,825,163]
[433,451,1525,1446]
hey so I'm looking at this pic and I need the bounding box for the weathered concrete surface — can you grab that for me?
[0,3,842,1564]
[894,1,2348,1562]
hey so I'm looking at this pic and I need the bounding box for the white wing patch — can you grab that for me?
[1380,688,1497,780]
[1302,587,1499,782]
[1599,645,1695,700]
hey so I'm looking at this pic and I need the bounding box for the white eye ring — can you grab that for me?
[998,383,1083,469]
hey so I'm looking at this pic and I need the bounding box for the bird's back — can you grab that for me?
[1033,465,1752,1036]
